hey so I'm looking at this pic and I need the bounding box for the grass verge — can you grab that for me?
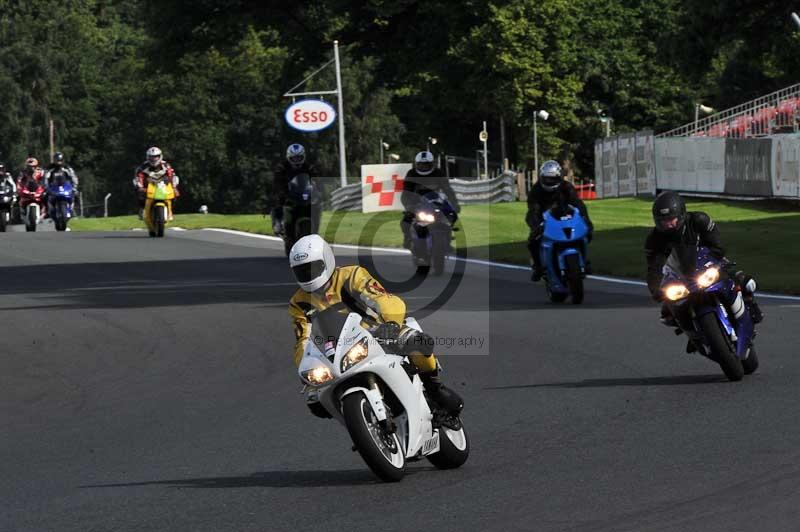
[70,198,800,293]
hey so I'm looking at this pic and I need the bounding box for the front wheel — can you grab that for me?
[342,392,405,482]
[26,207,36,232]
[698,312,743,381]
[431,231,448,276]
[564,254,584,304]
[0,211,7,232]
[153,204,166,237]
[743,345,759,375]
[427,419,469,470]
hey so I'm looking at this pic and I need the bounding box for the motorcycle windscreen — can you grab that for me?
[310,307,349,353]
[288,174,317,202]
[665,246,698,276]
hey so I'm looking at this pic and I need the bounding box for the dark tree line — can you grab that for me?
[1,0,798,214]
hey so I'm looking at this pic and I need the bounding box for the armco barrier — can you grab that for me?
[330,183,362,211]
[329,174,517,212]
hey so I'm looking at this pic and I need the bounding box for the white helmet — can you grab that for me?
[286,143,306,169]
[289,234,335,292]
[538,160,562,192]
[414,151,435,175]
[146,146,163,167]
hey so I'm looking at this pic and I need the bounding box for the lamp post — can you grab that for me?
[380,139,390,164]
[598,110,611,138]
[533,109,549,179]
[694,103,714,135]
[389,153,400,161]
[427,136,437,152]
[792,12,800,30]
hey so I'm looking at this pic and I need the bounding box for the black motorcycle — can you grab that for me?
[410,191,458,276]
[0,181,15,232]
[280,173,322,255]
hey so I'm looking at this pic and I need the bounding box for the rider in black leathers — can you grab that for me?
[526,160,593,281]
[645,191,763,349]
[400,150,460,248]
[271,143,319,254]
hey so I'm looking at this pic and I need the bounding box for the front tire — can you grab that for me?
[154,205,166,237]
[0,212,6,232]
[427,419,469,470]
[546,282,568,303]
[26,207,36,232]
[743,345,759,375]
[342,393,405,482]
[564,254,584,304]
[698,312,744,381]
[431,231,447,276]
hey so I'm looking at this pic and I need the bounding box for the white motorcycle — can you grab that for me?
[298,309,469,482]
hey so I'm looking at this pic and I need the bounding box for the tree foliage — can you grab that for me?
[0,0,796,213]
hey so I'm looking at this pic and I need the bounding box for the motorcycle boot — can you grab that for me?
[420,370,464,416]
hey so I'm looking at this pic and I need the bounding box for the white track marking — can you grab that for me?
[198,228,800,301]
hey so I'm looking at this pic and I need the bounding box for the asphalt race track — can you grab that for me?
[3,229,800,532]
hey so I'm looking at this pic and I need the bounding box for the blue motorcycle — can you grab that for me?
[47,176,74,232]
[540,204,590,304]
[660,246,759,381]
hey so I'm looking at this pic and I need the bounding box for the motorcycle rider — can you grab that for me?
[0,163,16,221]
[288,234,464,418]
[44,152,79,214]
[0,163,16,194]
[270,143,316,237]
[646,191,763,347]
[17,157,44,188]
[134,147,180,221]
[526,160,594,281]
[400,150,460,248]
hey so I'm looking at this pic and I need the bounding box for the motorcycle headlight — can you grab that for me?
[416,211,436,225]
[340,338,369,372]
[301,366,334,386]
[664,283,690,301]
[696,267,720,288]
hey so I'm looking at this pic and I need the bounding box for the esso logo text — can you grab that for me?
[285,99,337,132]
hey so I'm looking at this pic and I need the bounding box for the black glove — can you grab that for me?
[373,321,401,341]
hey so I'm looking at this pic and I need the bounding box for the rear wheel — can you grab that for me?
[427,419,469,470]
[342,393,405,482]
[743,345,759,375]
[546,282,568,303]
[0,211,6,232]
[699,312,744,381]
[564,254,584,304]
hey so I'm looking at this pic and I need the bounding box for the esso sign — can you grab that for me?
[285,99,337,132]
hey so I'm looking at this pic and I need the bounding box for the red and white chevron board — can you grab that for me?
[360,164,412,213]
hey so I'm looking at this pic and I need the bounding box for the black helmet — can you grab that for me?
[538,160,563,191]
[54,152,65,166]
[652,191,686,233]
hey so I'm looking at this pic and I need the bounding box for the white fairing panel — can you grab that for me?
[299,312,436,458]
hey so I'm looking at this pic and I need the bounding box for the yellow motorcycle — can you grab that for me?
[145,178,175,237]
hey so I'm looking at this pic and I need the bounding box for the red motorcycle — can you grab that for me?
[18,179,46,232]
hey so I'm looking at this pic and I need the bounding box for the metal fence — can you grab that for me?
[659,83,800,139]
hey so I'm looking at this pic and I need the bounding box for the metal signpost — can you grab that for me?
[479,123,488,179]
[284,41,348,187]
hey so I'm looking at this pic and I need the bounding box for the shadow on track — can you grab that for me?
[0,257,294,310]
[81,467,433,489]
[485,374,727,390]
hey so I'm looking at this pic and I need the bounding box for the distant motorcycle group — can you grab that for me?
[0,154,77,232]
